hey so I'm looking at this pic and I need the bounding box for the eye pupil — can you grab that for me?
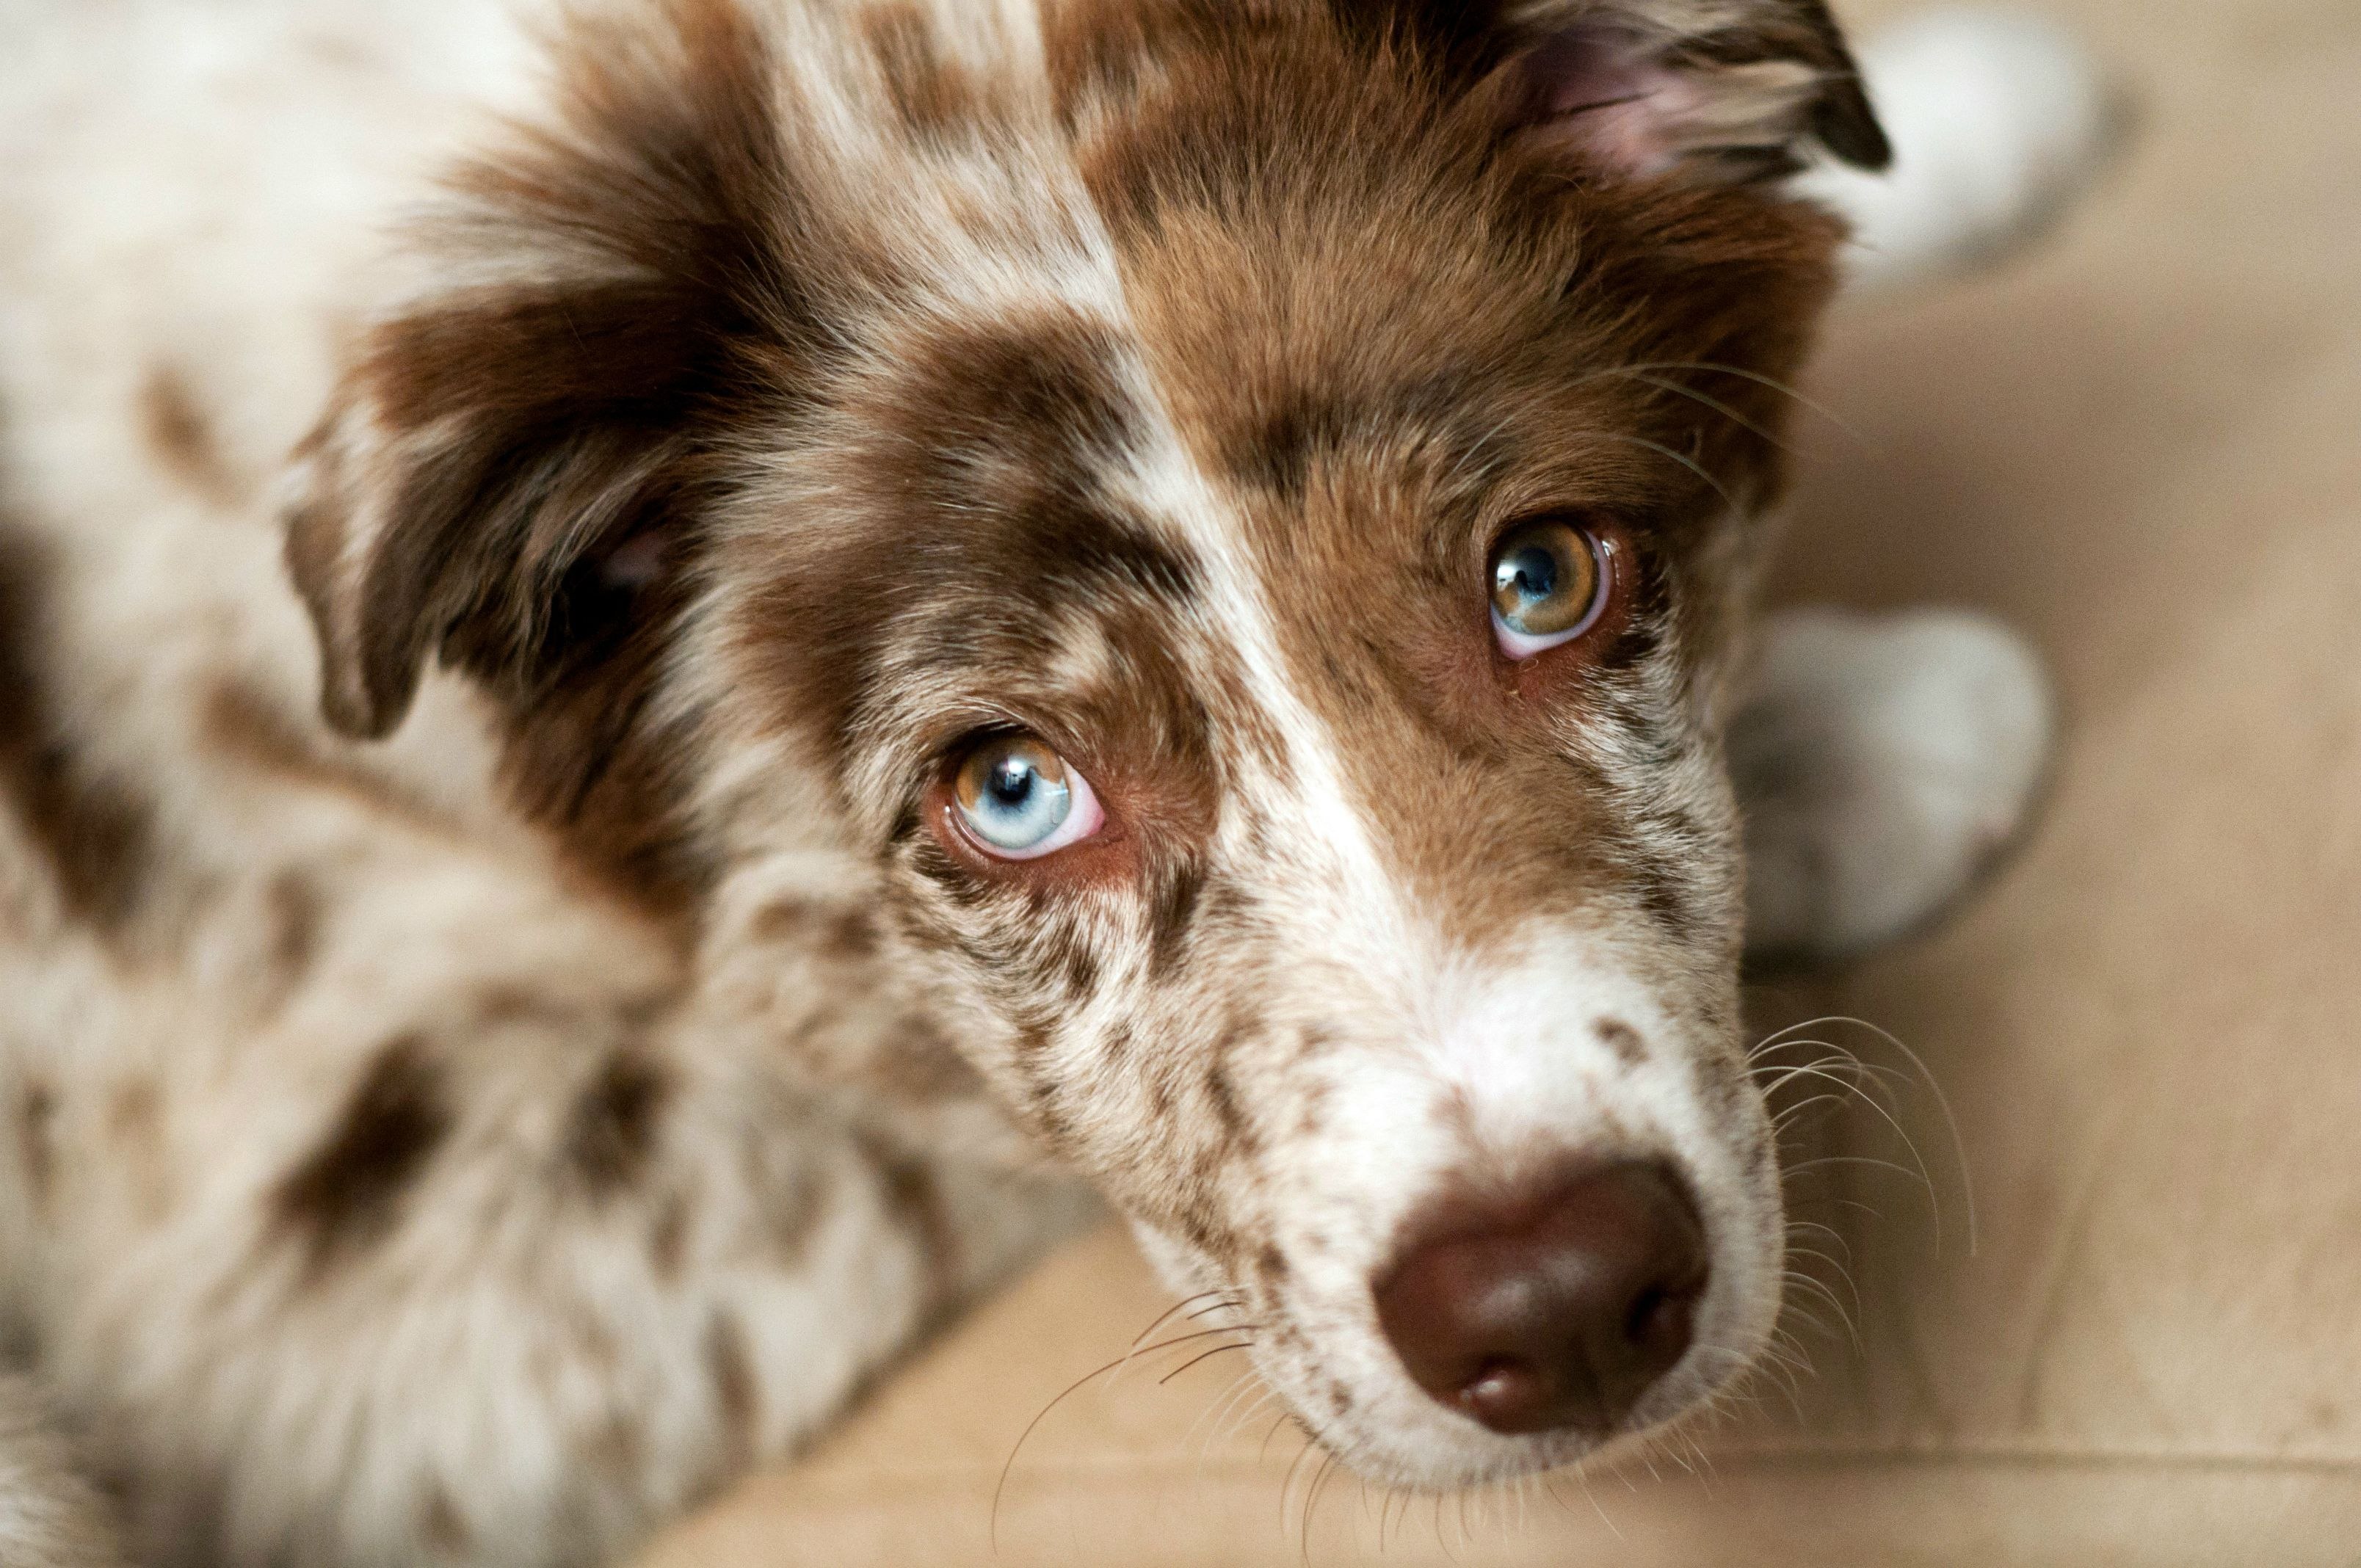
[987,758,1034,807]
[1503,546,1558,604]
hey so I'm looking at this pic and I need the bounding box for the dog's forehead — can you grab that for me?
[730,0,1770,921]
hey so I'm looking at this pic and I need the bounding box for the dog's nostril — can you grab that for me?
[1372,1159,1708,1438]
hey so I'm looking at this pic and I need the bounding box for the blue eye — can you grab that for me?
[1490,518,1611,659]
[950,735,1104,860]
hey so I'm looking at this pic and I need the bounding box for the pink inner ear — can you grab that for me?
[599,530,671,592]
[1515,29,1708,178]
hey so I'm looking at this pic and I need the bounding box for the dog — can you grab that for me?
[0,1,2108,1563]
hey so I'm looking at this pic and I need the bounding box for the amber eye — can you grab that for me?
[1489,518,1610,659]
[949,734,1104,860]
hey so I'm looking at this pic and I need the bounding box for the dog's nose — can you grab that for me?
[1372,1161,1708,1436]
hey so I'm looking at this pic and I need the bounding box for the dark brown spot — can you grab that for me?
[107,1078,173,1222]
[272,1037,450,1280]
[138,363,243,507]
[1023,1070,1076,1155]
[1052,929,1100,996]
[107,1078,159,1139]
[825,908,879,961]
[1222,388,1359,500]
[0,530,159,934]
[22,767,154,934]
[862,1017,985,1104]
[1205,1062,1252,1155]
[473,986,561,1028]
[1146,860,1205,978]
[745,1147,827,1265]
[649,1191,692,1280]
[563,1048,672,1199]
[573,1309,623,1374]
[584,1415,645,1478]
[860,1132,960,1311]
[263,872,325,992]
[746,897,881,962]
[892,314,1142,498]
[860,2,991,141]
[418,1481,471,1556]
[17,1081,56,1212]
[704,1311,760,1467]
[1596,1017,1646,1068]
[1295,1080,1333,1139]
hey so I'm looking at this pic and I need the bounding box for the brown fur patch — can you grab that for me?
[16,1079,56,1213]
[137,363,243,507]
[584,1415,645,1479]
[703,1311,760,1468]
[272,1037,451,1279]
[1204,1059,1257,1160]
[108,1077,161,1141]
[107,1077,173,1222]
[747,897,879,962]
[562,1048,672,1199]
[649,1192,692,1280]
[857,1133,959,1311]
[1597,1016,1647,1067]
[860,2,993,142]
[8,753,155,935]
[418,1481,471,1556]
[1145,860,1205,978]
[868,1017,987,1104]
[0,526,159,933]
[261,871,326,999]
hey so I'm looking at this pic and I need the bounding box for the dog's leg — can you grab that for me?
[1791,9,2127,294]
[0,1376,124,1568]
[1733,608,2056,967]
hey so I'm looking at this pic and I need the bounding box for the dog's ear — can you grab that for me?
[284,0,808,739]
[1355,0,1890,182]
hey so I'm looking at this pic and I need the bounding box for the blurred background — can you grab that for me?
[642,0,2361,1561]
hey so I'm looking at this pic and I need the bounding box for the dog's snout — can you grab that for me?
[1372,1161,1708,1437]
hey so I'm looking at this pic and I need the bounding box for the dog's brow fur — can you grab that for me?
[0,0,1890,1558]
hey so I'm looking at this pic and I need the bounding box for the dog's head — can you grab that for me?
[284,0,1882,1488]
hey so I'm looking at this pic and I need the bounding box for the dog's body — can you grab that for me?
[0,3,2097,1564]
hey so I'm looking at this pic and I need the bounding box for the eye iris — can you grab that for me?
[1490,520,1602,638]
[956,738,1073,850]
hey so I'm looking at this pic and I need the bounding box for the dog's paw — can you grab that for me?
[1792,8,2130,294]
[1733,607,2056,968]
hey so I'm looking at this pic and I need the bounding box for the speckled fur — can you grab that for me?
[0,0,1998,1562]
